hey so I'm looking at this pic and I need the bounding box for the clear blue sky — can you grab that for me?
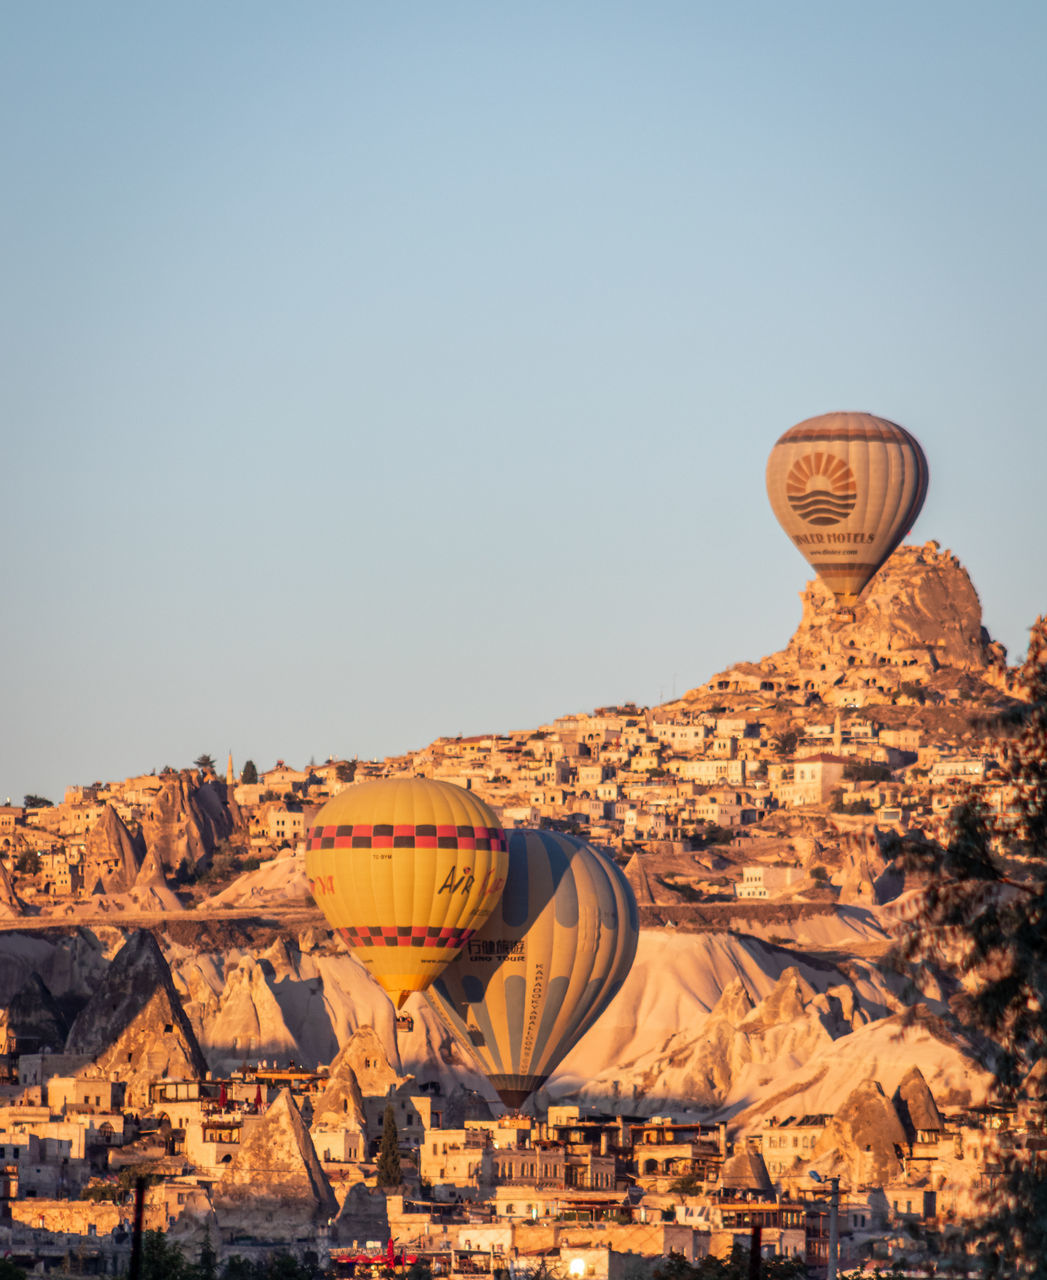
[2,2,1045,803]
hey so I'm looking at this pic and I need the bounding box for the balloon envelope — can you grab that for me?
[766,411,929,607]
[428,828,639,1110]
[305,778,508,1009]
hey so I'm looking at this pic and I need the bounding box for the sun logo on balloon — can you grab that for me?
[786,453,858,526]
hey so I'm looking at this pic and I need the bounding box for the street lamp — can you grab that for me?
[809,1171,839,1280]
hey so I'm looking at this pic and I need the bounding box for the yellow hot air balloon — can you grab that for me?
[427,828,638,1110]
[766,411,929,608]
[305,778,508,1009]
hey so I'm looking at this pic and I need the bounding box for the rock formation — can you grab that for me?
[335,1183,391,1245]
[893,1065,945,1140]
[690,541,1009,704]
[64,929,208,1107]
[83,805,144,893]
[781,542,1003,672]
[598,956,872,1113]
[0,860,23,915]
[311,1051,367,1142]
[213,1088,337,1240]
[720,1147,773,1192]
[193,955,301,1073]
[813,1078,908,1184]
[835,831,900,906]
[138,773,234,877]
[0,974,68,1054]
[127,849,183,912]
[332,1025,406,1098]
[623,852,657,906]
[0,929,108,1020]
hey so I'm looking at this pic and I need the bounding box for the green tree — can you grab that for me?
[141,1229,191,1280]
[888,617,1047,1278]
[240,760,258,785]
[770,729,799,756]
[218,1254,253,1274]
[260,1255,319,1280]
[335,759,357,784]
[22,794,52,809]
[194,754,217,772]
[702,823,733,846]
[15,850,40,875]
[844,760,891,782]
[193,1227,218,1280]
[654,1246,805,1280]
[0,1259,27,1280]
[832,796,873,814]
[516,1261,563,1280]
[220,1258,255,1280]
[376,1102,402,1187]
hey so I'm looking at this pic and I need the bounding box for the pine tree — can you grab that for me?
[195,1226,217,1280]
[889,617,1047,1277]
[140,1229,190,1280]
[240,759,258,785]
[376,1102,402,1188]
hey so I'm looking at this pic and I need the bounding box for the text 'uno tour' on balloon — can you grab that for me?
[304,778,509,1009]
[766,411,929,609]
[427,827,639,1112]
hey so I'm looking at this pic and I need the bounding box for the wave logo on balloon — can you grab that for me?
[786,453,857,526]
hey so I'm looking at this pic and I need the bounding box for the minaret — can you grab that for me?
[833,714,843,755]
[226,751,235,786]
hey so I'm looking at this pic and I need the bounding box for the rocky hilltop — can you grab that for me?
[689,541,1010,706]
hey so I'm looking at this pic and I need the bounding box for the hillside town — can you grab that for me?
[0,986,1034,1278]
[0,546,1016,917]
[0,543,1038,1276]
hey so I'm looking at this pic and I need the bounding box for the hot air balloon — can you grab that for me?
[766,411,929,608]
[305,778,508,1009]
[427,828,638,1110]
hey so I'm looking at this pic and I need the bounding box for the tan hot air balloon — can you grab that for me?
[427,828,639,1111]
[766,411,929,608]
[305,778,508,1009]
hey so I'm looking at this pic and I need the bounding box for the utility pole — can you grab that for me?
[748,1222,762,1280]
[809,1169,840,1280]
[128,1175,146,1280]
[827,1175,840,1280]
